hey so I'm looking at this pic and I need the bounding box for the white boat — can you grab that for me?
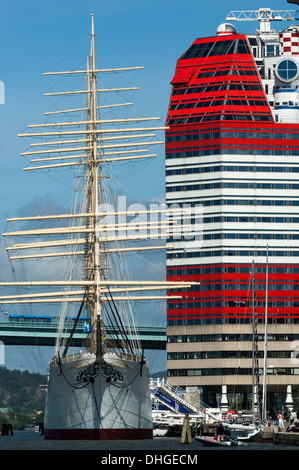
[222,415,263,441]
[0,15,196,439]
[224,423,263,441]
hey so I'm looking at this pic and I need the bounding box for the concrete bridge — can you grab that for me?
[0,315,166,350]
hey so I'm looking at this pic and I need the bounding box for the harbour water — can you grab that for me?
[1,429,299,453]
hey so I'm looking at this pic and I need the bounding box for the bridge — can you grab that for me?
[0,315,166,350]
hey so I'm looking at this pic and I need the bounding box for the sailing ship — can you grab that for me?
[0,16,197,439]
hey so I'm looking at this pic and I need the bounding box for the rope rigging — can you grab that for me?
[101,267,135,356]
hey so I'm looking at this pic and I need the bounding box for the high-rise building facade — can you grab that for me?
[165,12,299,414]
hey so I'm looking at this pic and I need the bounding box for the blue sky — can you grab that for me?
[0,0,297,373]
[0,0,295,214]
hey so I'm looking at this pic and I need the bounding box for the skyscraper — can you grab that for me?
[165,12,299,415]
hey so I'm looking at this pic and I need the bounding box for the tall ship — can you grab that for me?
[165,2,299,418]
[0,16,195,439]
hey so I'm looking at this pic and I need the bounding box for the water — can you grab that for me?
[1,429,299,453]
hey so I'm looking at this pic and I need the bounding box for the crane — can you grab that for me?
[226,8,298,32]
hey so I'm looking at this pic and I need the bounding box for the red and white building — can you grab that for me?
[165,13,299,414]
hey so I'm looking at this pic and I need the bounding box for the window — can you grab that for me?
[275,59,299,82]
[236,39,251,55]
[180,38,250,60]
[264,44,279,57]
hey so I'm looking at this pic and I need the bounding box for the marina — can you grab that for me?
[150,375,299,448]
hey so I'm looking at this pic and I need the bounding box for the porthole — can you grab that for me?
[275,58,299,82]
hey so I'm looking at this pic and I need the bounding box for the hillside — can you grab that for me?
[0,367,47,413]
[150,370,167,379]
[0,365,167,415]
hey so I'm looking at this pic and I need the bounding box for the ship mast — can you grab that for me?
[0,14,201,360]
[85,14,102,356]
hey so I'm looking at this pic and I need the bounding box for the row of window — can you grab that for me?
[203,216,299,224]
[167,350,292,360]
[221,131,299,140]
[195,218,283,230]
[166,123,299,133]
[249,42,280,59]
[167,249,299,258]
[167,318,299,326]
[166,164,299,174]
[165,198,299,208]
[175,298,298,305]
[179,39,251,60]
[166,199,299,207]
[166,182,299,191]
[167,333,296,343]
[167,367,299,377]
[276,101,299,108]
[166,132,220,142]
[172,227,298,236]
[196,69,258,78]
[169,99,268,111]
[200,233,299,241]
[168,301,299,308]
[174,286,299,294]
[167,317,299,327]
[166,130,299,142]
[167,266,299,275]
[186,283,299,291]
[172,84,263,95]
[166,148,299,158]
[198,64,258,72]
[167,114,273,125]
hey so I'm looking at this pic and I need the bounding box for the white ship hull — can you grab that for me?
[44,352,153,440]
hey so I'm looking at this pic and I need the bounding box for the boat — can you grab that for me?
[222,413,264,441]
[0,15,197,440]
[195,436,232,447]
[195,435,242,447]
[223,422,263,441]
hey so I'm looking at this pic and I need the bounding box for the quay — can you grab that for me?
[199,421,299,446]
[264,419,299,445]
[273,428,299,446]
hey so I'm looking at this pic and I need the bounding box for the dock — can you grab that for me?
[272,425,299,446]
[274,431,299,445]
[263,420,299,445]
[250,425,299,446]
[198,422,299,446]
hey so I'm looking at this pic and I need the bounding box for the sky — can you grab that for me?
[0,0,297,374]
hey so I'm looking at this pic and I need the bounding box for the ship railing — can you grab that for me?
[50,349,144,367]
[150,378,220,421]
[117,351,147,364]
[150,378,202,413]
[50,352,89,367]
